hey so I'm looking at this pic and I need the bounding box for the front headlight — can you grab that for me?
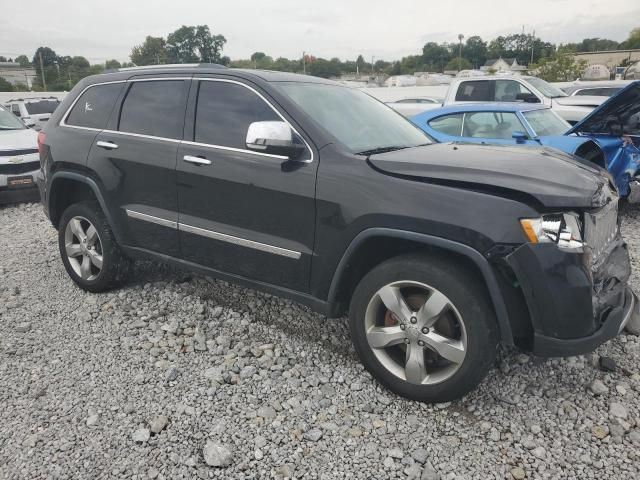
[520,213,584,249]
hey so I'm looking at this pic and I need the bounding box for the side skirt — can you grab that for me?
[121,245,331,317]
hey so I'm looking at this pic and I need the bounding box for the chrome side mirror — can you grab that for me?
[246,121,305,159]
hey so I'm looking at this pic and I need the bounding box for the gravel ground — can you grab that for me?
[1,202,640,480]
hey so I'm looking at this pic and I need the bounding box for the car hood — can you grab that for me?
[0,128,38,153]
[567,81,640,136]
[368,143,613,208]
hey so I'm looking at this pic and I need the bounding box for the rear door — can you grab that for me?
[176,77,318,291]
[87,77,190,257]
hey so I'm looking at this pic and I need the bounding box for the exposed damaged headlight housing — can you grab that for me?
[520,213,584,249]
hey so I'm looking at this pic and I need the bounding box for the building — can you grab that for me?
[480,58,527,73]
[572,49,640,69]
[0,62,37,89]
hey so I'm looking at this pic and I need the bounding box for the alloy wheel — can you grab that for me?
[64,216,103,281]
[364,280,467,385]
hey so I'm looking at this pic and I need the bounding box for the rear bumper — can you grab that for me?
[506,234,634,357]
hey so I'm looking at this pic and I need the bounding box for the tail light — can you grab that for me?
[38,130,47,159]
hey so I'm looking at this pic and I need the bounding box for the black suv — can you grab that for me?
[37,65,637,402]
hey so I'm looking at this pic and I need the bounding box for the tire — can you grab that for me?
[349,254,498,403]
[58,201,131,292]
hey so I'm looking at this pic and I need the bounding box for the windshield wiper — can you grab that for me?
[355,144,427,156]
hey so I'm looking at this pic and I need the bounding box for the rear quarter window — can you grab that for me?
[66,83,124,129]
[454,81,493,101]
[25,100,60,115]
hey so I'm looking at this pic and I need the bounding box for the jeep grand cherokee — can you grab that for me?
[36,64,638,402]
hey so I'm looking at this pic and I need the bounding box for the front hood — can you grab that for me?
[0,128,38,153]
[568,81,640,136]
[554,96,606,108]
[368,143,613,208]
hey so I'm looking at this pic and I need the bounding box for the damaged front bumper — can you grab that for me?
[506,233,639,357]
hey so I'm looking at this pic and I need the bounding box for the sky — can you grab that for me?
[1,0,639,64]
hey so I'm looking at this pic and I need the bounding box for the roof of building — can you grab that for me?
[483,58,517,67]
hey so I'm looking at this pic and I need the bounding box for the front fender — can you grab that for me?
[326,228,514,345]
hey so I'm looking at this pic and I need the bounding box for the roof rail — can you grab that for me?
[118,63,226,72]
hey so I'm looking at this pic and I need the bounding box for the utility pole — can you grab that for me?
[38,51,47,91]
[302,51,306,75]
[458,34,464,71]
[530,29,535,65]
[371,55,375,74]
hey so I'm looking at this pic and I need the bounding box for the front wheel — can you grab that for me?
[349,255,498,403]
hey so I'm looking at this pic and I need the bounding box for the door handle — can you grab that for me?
[96,140,119,150]
[183,155,211,166]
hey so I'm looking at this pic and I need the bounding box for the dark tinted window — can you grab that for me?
[119,80,186,139]
[455,80,493,101]
[194,81,279,149]
[575,87,621,97]
[66,83,123,129]
[25,99,60,115]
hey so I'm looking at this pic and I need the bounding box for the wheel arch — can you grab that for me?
[326,228,514,345]
[48,171,122,242]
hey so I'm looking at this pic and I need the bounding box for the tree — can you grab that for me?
[166,25,226,64]
[0,56,7,62]
[130,36,168,66]
[308,58,341,78]
[463,36,487,69]
[445,57,472,71]
[620,28,640,49]
[15,55,31,67]
[532,55,588,82]
[105,59,121,69]
[0,77,13,91]
[251,52,267,62]
[422,42,450,72]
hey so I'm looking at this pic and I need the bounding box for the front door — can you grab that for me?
[87,78,190,257]
[176,78,317,291]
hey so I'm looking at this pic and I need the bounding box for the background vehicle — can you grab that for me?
[385,97,442,117]
[559,81,631,98]
[442,75,605,124]
[3,97,61,131]
[0,105,40,204]
[412,81,640,200]
[38,65,637,403]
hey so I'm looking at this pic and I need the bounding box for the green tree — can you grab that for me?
[105,59,121,69]
[130,36,168,65]
[308,58,341,78]
[463,36,487,68]
[532,55,588,82]
[195,25,226,63]
[0,77,13,91]
[620,28,640,49]
[445,57,472,71]
[15,55,31,67]
[251,52,267,62]
[166,25,226,64]
[422,42,450,72]
[32,47,58,89]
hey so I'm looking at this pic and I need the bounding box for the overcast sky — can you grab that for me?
[1,0,639,64]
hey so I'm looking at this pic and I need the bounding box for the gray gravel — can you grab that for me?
[2,202,640,479]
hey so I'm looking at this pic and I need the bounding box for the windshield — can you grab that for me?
[0,106,26,130]
[526,77,568,98]
[278,83,430,153]
[523,109,571,136]
[25,99,60,115]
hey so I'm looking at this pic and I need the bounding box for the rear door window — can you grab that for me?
[66,83,124,129]
[462,111,525,139]
[194,80,280,149]
[428,114,464,136]
[454,81,493,101]
[119,80,187,139]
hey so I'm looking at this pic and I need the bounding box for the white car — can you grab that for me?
[385,97,443,117]
[442,76,605,124]
[4,96,61,131]
[0,105,40,204]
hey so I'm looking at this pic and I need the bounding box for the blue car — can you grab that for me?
[411,81,640,200]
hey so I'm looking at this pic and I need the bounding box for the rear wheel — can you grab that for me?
[349,255,498,402]
[58,201,131,292]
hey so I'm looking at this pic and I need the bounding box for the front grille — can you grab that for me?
[584,200,618,260]
[0,149,38,157]
[0,161,40,175]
